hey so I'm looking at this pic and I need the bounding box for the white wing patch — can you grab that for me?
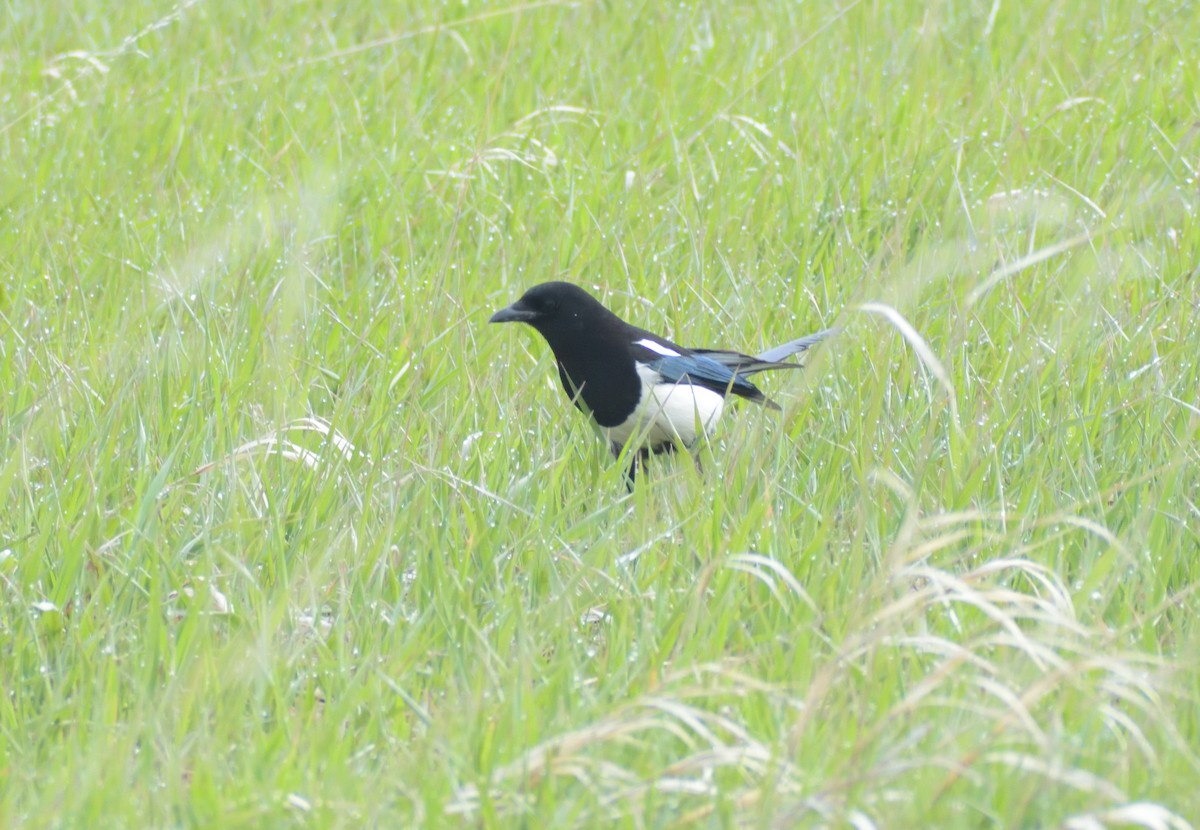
[603,364,726,450]
[634,338,681,358]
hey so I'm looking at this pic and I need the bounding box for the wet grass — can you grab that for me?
[2,0,1198,826]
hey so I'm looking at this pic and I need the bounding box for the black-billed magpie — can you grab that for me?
[490,281,833,484]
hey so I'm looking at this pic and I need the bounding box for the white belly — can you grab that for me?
[602,365,726,450]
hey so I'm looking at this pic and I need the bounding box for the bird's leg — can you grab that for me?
[630,447,654,491]
[613,442,639,491]
[620,446,655,492]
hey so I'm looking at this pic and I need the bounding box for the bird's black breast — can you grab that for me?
[556,355,641,428]
[520,296,647,429]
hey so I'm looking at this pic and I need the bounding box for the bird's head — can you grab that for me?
[489,281,609,336]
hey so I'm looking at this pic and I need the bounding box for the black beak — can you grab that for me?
[489,303,536,324]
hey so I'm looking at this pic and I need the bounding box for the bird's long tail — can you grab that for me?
[756,328,838,364]
[692,328,838,376]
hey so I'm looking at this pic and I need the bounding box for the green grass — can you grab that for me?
[2,0,1198,826]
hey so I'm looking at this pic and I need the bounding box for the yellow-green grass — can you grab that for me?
[2,0,1197,826]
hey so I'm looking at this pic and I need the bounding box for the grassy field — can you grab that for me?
[2,0,1198,826]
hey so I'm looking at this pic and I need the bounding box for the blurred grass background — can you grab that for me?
[2,0,1198,826]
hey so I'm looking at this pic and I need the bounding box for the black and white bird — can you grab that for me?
[490,281,834,485]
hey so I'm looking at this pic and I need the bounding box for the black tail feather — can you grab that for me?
[691,328,837,376]
[755,328,839,364]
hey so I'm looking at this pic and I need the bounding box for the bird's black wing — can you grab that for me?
[628,340,772,406]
